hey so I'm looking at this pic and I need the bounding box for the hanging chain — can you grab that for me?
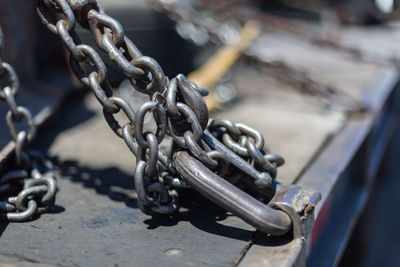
[0,26,57,222]
[35,0,284,215]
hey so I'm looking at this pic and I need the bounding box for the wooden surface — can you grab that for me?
[1,18,400,267]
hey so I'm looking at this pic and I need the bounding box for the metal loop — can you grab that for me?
[134,101,167,147]
[130,56,168,95]
[184,132,218,169]
[166,75,209,131]
[134,160,154,213]
[37,0,76,34]
[122,123,138,156]
[0,202,17,212]
[222,133,249,156]
[15,131,28,166]
[0,62,19,99]
[175,74,209,130]
[203,130,273,189]
[3,154,58,219]
[174,151,290,235]
[122,124,177,176]
[189,81,209,96]
[1,200,37,222]
[6,106,37,142]
[148,187,179,215]
[15,185,48,211]
[236,123,264,150]
[85,8,145,78]
[146,182,169,203]
[25,177,57,206]
[0,170,28,185]
[137,133,159,178]
[134,161,178,215]
[161,173,190,188]
[211,120,265,158]
[165,78,180,119]
[246,139,276,178]
[103,97,136,137]
[208,119,241,138]
[168,103,203,147]
[56,20,85,61]
[264,154,285,167]
[70,44,106,86]
[156,151,177,176]
[88,75,119,113]
[101,33,145,78]
[123,36,144,62]
[207,150,230,176]
[3,86,20,120]
[87,9,124,45]
[64,0,98,26]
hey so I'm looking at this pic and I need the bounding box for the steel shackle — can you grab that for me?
[174,151,292,235]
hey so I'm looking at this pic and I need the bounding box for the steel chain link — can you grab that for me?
[35,0,285,215]
[0,26,57,222]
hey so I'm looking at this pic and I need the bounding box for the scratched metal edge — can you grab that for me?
[298,67,399,216]
[236,116,373,267]
[237,67,400,267]
[304,69,400,266]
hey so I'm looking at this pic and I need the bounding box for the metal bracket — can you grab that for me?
[266,185,321,267]
[175,151,321,238]
[174,151,292,235]
[270,185,321,240]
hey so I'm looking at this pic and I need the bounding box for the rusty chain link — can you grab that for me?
[0,26,57,222]
[35,0,286,226]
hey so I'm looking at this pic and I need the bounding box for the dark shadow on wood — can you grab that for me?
[0,222,9,238]
[54,158,138,209]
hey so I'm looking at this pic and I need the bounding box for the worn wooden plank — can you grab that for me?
[215,64,345,185]
[1,9,400,266]
[0,93,256,267]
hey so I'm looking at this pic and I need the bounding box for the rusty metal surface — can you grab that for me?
[238,68,400,266]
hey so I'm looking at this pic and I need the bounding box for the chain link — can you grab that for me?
[35,0,285,215]
[0,154,57,222]
[208,119,284,179]
[0,26,57,222]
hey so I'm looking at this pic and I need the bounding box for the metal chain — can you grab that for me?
[0,26,57,222]
[149,0,391,65]
[35,0,285,215]
[147,0,370,113]
[208,119,284,178]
